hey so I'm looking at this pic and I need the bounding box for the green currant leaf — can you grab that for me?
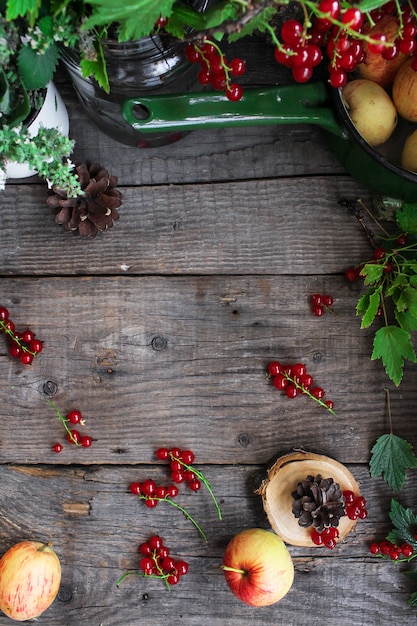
[371,325,416,386]
[408,590,417,608]
[360,287,382,329]
[5,0,41,20]
[356,291,370,316]
[386,273,410,297]
[228,7,277,41]
[360,262,384,285]
[18,44,59,90]
[395,285,417,316]
[396,203,417,235]
[387,500,417,546]
[395,309,417,333]
[370,436,417,491]
[80,43,109,93]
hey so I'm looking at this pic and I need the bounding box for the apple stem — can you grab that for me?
[38,542,53,552]
[221,565,246,574]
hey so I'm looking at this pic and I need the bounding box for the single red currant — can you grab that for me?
[148,535,163,550]
[129,482,142,495]
[67,429,81,445]
[53,443,63,453]
[67,409,83,424]
[80,435,92,448]
[156,447,170,460]
[369,542,381,555]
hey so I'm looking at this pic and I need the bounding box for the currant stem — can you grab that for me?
[0,320,36,356]
[284,373,337,416]
[139,495,208,542]
[46,400,80,445]
[171,456,222,520]
[116,570,170,588]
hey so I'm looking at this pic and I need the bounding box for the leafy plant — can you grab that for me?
[369,390,417,492]
[343,199,417,386]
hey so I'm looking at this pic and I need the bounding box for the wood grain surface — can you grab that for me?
[0,46,416,626]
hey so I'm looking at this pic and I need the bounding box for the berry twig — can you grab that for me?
[138,494,208,542]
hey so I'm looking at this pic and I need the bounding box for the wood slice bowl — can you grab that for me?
[255,450,361,547]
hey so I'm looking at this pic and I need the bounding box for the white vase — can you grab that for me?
[5,81,70,180]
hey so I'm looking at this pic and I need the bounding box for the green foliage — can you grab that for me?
[387,499,417,546]
[18,43,59,90]
[370,434,417,491]
[352,202,417,385]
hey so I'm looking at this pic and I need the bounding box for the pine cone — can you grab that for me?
[291,474,346,532]
[46,162,122,237]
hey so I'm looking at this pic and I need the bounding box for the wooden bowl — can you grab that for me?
[255,450,361,547]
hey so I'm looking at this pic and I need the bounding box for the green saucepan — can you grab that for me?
[121,81,417,202]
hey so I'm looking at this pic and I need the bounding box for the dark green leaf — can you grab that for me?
[6,0,41,19]
[360,262,384,285]
[408,590,417,607]
[228,7,277,41]
[359,287,382,329]
[371,325,416,386]
[395,309,417,332]
[18,44,59,90]
[387,500,417,546]
[396,203,417,235]
[395,286,417,317]
[370,437,417,491]
[80,47,109,93]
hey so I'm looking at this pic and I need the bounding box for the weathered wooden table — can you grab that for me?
[1,42,417,625]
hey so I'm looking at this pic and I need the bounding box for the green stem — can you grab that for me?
[47,400,80,445]
[284,374,337,416]
[0,320,36,356]
[171,456,222,521]
[139,495,208,542]
[116,570,170,588]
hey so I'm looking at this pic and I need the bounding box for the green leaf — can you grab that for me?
[387,499,417,546]
[371,325,416,386]
[360,262,384,285]
[5,0,41,19]
[397,203,417,235]
[395,309,417,333]
[359,287,382,329]
[370,436,417,491]
[18,44,59,90]
[228,7,277,41]
[395,285,417,317]
[80,43,109,93]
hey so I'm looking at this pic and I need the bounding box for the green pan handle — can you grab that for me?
[121,81,345,137]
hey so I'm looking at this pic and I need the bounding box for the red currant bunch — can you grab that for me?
[48,402,93,452]
[343,490,368,520]
[311,526,339,550]
[369,539,415,561]
[311,293,335,317]
[118,535,189,589]
[129,479,179,508]
[267,361,335,412]
[0,306,43,365]
[185,41,245,101]
[156,446,201,492]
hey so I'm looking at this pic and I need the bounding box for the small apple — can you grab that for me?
[222,528,294,607]
[401,129,417,172]
[0,541,61,621]
[357,14,409,87]
[393,58,417,122]
[342,79,397,146]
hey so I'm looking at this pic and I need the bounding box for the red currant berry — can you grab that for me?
[156,546,170,559]
[225,83,243,102]
[53,443,63,453]
[141,479,156,497]
[343,490,355,504]
[341,7,364,30]
[139,542,152,555]
[354,495,367,509]
[396,234,408,247]
[148,535,163,550]
[300,373,314,389]
[272,373,288,390]
[369,542,381,555]
[129,482,142,495]
[373,247,386,260]
[267,361,282,376]
[80,435,92,448]
[389,547,401,560]
[345,267,359,282]
[380,541,393,555]
[183,470,196,482]
[8,344,22,358]
[229,58,246,76]
[324,537,337,550]
[329,68,347,88]
[167,573,180,585]
[171,470,185,483]
[185,43,202,64]
[170,459,183,472]
[161,556,176,572]
[169,447,182,459]
[181,450,195,465]
[156,447,170,460]
[20,352,34,365]
[67,409,83,424]
[67,429,81,444]
[311,386,325,399]
[189,479,202,491]
[21,329,35,343]
[285,384,298,398]
[324,399,335,410]
[155,485,167,498]
[29,339,43,353]
[311,294,322,306]
[311,529,323,545]
[166,485,179,498]
[322,294,334,306]
[313,304,324,317]
[139,557,154,573]
[281,19,304,47]
[358,508,368,519]
[0,307,9,321]
[401,543,414,558]
[292,362,306,377]
[144,498,158,508]
[176,560,189,576]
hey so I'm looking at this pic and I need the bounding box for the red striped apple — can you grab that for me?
[222,528,294,607]
[0,541,61,621]
[358,14,409,87]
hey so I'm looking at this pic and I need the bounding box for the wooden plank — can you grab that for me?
[0,177,374,275]
[0,275,415,465]
[0,463,414,626]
